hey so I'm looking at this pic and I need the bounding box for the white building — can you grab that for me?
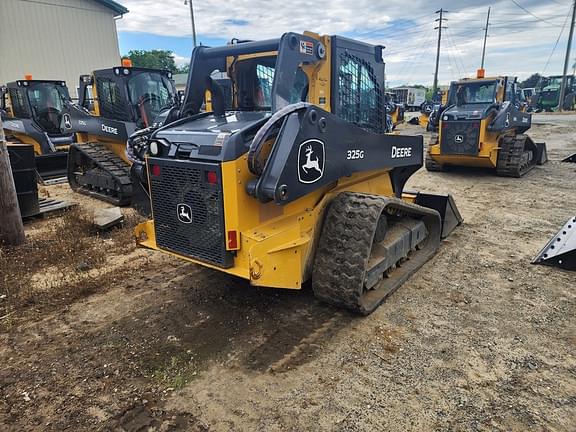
[0,0,128,97]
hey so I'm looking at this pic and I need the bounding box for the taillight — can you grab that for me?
[150,164,161,176]
[206,171,218,184]
[227,230,239,250]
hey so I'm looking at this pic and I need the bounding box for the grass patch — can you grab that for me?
[144,351,200,389]
[0,207,145,327]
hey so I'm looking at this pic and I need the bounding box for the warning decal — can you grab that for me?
[300,40,314,55]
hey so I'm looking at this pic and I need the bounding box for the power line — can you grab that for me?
[542,2,573,74]
[509,0,565,24]
[445,28,469,75]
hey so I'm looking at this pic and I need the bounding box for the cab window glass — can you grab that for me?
[234,57,308,110]
[9,88,30,118]
[96,78,130,121]
[337,52,382,133]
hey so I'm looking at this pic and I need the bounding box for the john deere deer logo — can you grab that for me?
[177,203,193,224]
[298,139,325,184]
[63,113,72,130]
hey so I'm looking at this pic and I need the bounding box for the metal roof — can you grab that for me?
[95,0,128,15]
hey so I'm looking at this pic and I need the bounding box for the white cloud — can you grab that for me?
[116,0,576,86]
[172,53,188,67]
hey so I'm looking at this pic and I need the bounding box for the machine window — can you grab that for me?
[9,88,30,118]
[96,78,131,121]
[128,72,176,126]
[27,84,68,112]
[255,64,274,108]
[235,57,308,110]
[337,52,382,133]
[456,82,497,105]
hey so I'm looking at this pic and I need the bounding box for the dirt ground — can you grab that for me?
[1,113,575,431]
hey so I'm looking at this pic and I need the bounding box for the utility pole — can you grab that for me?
[433,9,447,95]
[558,0,575,111]
[0,117,25,246]
[185,0,197,48]
[481,7,491,69]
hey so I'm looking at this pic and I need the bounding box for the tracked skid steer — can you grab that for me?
[61,61,179,207]
[133,32,462,315]
[426,71,547,176]
[1,78,74,180]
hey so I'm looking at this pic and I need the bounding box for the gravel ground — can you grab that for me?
[0,113,575,431]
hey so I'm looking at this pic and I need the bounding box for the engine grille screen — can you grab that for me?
[148,158,233,268]
[440,120,480,155]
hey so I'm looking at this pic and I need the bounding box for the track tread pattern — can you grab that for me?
[312,192,385,315]
[496,134,536,177]
[425,136,444,171]
[425,152,444,172]
[68,143,132,206]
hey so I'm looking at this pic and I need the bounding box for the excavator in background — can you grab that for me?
[61,60,178,207]
[131,31,462,315]
[426,71,547,177]
[0,77,74,180]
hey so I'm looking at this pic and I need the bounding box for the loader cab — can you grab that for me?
[446,76,523,114]
[79,66,178,128]
[175,33,385,137]
[3,80,71,135]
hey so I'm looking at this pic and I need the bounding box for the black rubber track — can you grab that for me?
[312,192,442,315]
[312,192,383,314]
[496,134,537,177]
[425,151,445,172]
[67,142,132,206]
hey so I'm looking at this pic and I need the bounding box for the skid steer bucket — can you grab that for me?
[562,154,576,163]
[35,152,68,181]
[532,216,576,271]
[405,191,463,238]
[536,143,548,165]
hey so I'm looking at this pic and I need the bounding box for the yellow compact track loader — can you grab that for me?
[1,77,74,180]
[426,71,547,176]
[133,32,462,315]
[61,60,179,206]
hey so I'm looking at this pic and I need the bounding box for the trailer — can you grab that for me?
[390,87,426,111]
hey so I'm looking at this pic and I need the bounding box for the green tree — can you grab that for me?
[126,50,178,72]
[176,63,190,74]
[519,73,542,89]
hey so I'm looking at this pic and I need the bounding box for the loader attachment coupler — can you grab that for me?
[532,216,576,271]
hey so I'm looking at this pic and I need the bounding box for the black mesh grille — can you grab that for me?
[96,78,131,121]
[440,120,480,155]
[9,88,30,118]
[337,52,383,134]
[149,159,232,267]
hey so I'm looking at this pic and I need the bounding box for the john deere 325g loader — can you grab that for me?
[133,32,462,315]
[426,71,547,176]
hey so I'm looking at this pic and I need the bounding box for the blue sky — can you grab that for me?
[119,32,226,64]
[115,0,576,86]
